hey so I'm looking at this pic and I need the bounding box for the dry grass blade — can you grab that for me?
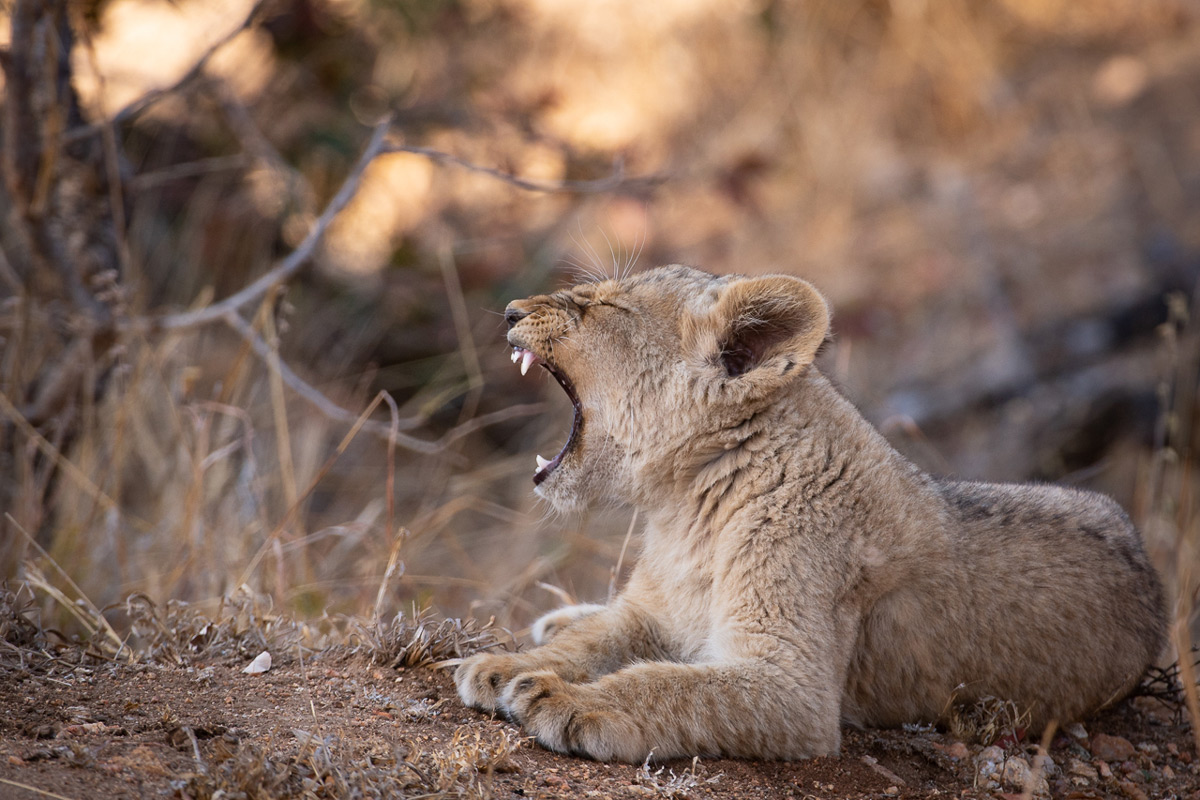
[0,777,79,800]
[0,583,42,651]
[222,311,455,451]
[236,391,388,589]
[260,294,300,520]
[10,515,127,658]
[0,394,135,526]
[1175,618,1200,759]
[373,528,409,624]
[1018,721,1057,800]
[609,509,639,602]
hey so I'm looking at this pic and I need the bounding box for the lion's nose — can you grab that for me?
[504,304,530,329]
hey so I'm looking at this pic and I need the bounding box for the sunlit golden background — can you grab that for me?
[3,0,1199,641]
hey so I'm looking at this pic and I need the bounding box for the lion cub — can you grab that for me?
[456,265,1166,762]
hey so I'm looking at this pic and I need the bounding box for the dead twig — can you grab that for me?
[222,311,431,449]
[384,143,664,195]
[127,154,252,192]
[0,778,77,800]
[148,117,394,333]
[9,514,128,659]
[222,311,544,451]
[137,126,661,336]
[0,390,142,526]
[62,0,269,144]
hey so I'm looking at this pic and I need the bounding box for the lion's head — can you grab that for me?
[504,265,830,511]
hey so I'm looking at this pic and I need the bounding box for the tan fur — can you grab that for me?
[455,265,1167,762]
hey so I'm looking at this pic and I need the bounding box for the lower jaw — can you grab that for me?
[534,462,561,487]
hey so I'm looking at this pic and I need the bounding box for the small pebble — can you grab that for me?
[1002,756,1048,794]
[977,745,1004,764]
[1067,758,1098,784]
[1118,779,1149,800]
[1091,733,1136,762]
[1065,722,1088,741]
[1031,753,1058,776]
[945,741,969,760]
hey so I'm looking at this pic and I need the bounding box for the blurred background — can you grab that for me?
[2,0,1199,640]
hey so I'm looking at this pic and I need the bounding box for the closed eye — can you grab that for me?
[575,298,629,314]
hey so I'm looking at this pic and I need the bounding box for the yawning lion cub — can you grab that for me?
[455,265,1167,762]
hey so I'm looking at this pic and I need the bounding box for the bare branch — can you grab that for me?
[62,0,269,144]
[383,144,665,194]
[127,154,252,192]
[211,80,314,212]
[147,117,393,333]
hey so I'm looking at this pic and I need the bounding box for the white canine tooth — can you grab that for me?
[536,454,551,471]
[520,350,535,376]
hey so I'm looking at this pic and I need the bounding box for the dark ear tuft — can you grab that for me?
[720,343,754,377]
[719,312,806,377]
[705,275,830,389]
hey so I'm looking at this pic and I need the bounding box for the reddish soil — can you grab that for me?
[1,646,1199,800]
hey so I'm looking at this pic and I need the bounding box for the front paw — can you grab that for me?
[455,653,523,712]
[530,603,606,645]
[501,671,642,762]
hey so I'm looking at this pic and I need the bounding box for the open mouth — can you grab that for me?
[511,346,582,485]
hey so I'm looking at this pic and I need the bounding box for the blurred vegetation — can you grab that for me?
[1,0,1199,643]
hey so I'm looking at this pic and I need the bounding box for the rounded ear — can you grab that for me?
[703,274,830,387]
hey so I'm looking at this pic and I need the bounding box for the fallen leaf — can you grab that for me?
[242,651,272,674]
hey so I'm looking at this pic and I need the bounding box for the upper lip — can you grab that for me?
[510,345,582,485]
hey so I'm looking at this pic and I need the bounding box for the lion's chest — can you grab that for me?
[636,529,725,660]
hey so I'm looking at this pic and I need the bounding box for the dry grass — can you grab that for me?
[0,582,43,654]
[635,755,723,799]
[177,725,523,800]
[347,608,508,670]
[1,576,525,799]
[947,696,1033,747]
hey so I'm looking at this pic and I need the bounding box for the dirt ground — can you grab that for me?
[1,643,1198,800]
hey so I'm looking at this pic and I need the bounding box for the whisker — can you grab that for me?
[576,223,608,283]
[624,223,647,280]
[561,252,606,284]
[599,227,619,281]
